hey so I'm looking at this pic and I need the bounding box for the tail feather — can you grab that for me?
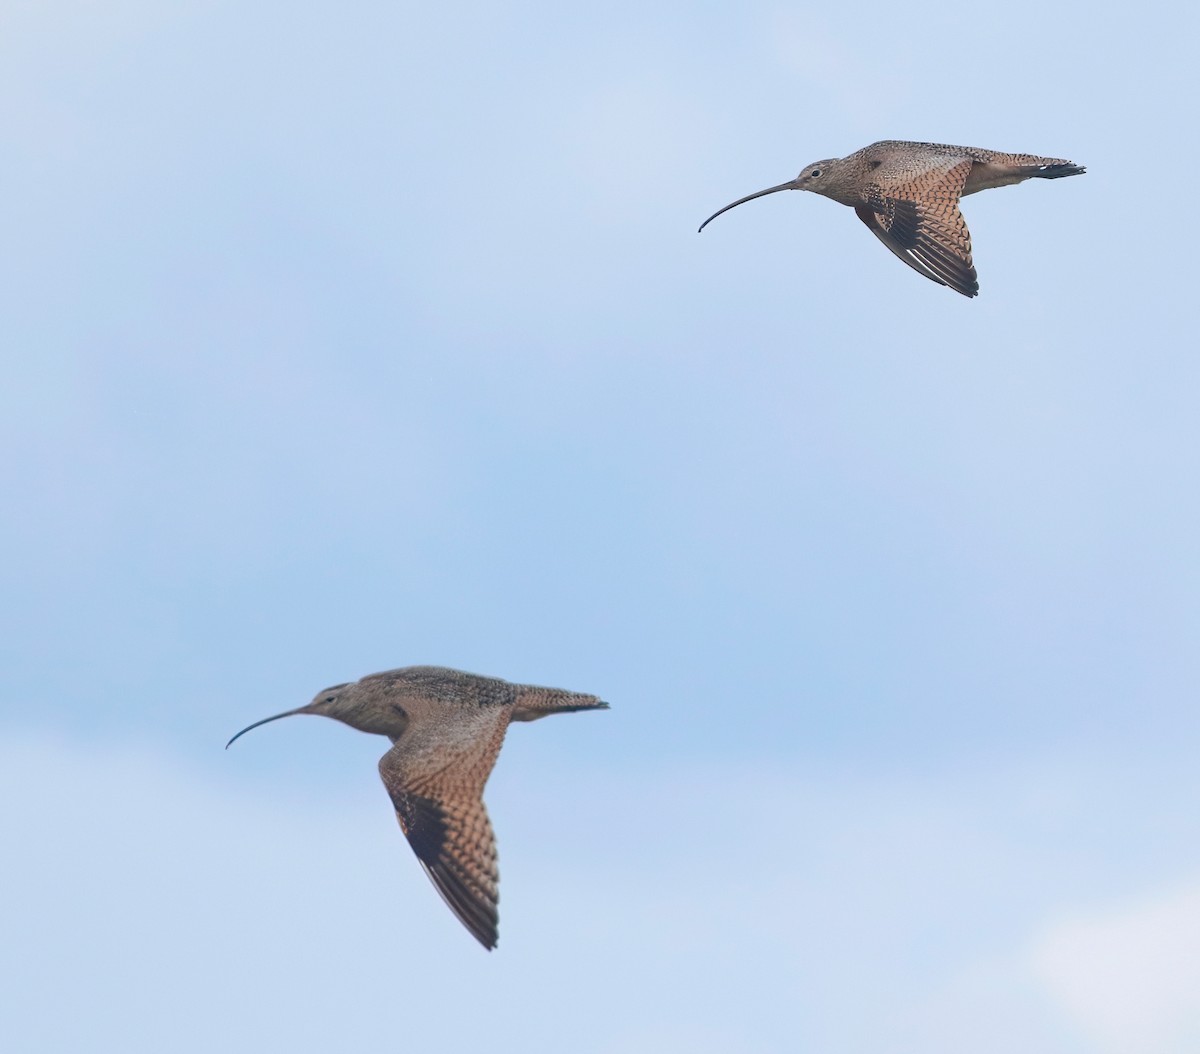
[1032,162,1086,179]
[511,686,608,722]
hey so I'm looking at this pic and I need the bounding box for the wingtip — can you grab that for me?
[469,917,500,952]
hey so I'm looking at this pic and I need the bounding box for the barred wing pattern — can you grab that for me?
[390,786,501,950]
[854,158,979,297]
[378,710,508,950]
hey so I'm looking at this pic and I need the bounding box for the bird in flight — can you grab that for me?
[699,140,1085,297]
[227,665,608,950]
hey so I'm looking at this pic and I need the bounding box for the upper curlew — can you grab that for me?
[227,665,608,950]
[699,140,1085,297]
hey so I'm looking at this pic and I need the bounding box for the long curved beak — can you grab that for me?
[698,180,800,233]
[225,706,310,749]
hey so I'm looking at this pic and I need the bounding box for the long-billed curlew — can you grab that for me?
[227,665,608,950]
[699,140,1085,297]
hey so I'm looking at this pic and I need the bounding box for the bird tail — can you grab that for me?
[511,685,609,722]
[1030,162,1085,179]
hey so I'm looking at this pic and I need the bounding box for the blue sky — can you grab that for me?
[3,2,1199,1051]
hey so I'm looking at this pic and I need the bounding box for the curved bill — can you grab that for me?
[698,180,800,233]
[225,706,308,749]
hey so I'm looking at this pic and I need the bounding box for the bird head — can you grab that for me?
[697,157,840,232]
[793,158,838,192]
[224,681,363,748]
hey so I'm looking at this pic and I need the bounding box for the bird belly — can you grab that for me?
[962,162,1029,196]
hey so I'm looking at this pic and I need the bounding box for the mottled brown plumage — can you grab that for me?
[699,140,1085,297]
[226,665,608,950]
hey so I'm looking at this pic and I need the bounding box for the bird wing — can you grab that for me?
[854,158,979,298]
[378,711,508,950]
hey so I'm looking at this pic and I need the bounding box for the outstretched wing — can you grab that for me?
[378,710,508,950]
[855,158,978,298]
[389,784,501,950]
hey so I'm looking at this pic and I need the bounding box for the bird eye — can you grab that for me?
[810,168,822,178]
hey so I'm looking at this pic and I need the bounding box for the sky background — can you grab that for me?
[3,1,1199,1051]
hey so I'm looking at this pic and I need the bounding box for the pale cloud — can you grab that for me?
[4,732,1199,1053]
[1030,881,1200,1054]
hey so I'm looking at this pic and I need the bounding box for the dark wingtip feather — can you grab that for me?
[393,791,501,951]
[420,859,500,951]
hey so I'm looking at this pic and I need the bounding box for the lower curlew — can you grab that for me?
[227,665,608,950]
